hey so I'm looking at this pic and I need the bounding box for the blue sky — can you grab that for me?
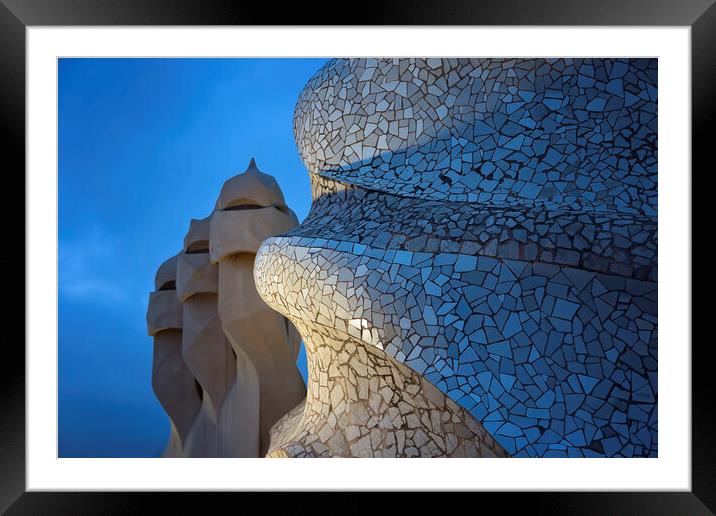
[59,58,328,457]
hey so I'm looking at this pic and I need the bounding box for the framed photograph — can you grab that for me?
[6,0,708,512]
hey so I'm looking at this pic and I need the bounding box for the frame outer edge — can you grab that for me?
[0,0,714,25]
[691,1,716,513]
[6,0,712,511]
[0,0,27,513]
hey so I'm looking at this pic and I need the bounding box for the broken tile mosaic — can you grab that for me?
[255,58,658,458]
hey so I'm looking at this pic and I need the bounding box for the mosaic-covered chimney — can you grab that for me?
[255,58,657,457]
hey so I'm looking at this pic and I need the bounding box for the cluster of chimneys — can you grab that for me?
[145,159,305,457]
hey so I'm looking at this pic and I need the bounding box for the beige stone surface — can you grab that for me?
[151,329,203,453]
[210,159,306,456]
[210,207,297,264]
[147,255,183,336]
[179,292,235,413]
[146,291,182,335]
[154,254,179,291]
[146,255,202,457]
[215,255,304,455]
[182,395,221,457]
[214,158,289,210]
[177,217,238,457]
[216,345,260,457]
[161,423,183,458]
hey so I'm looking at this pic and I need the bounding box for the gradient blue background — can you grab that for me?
[59,58,328,457]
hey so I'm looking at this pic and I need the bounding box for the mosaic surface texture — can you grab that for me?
[256,58,658,457]
[265,322,507,458]
[295,58,657,215]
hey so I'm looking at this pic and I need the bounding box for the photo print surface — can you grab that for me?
[60,57,657,458]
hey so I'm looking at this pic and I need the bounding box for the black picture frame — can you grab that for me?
[4,0,708,513]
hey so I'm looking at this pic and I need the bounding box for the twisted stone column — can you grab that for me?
[146,255,201,457]
[176,217,239,457]
[210,159,306,456]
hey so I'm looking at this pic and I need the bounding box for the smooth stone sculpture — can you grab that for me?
[176,217,239,457]
[210,158,305,456]
[146,255,202,457]
[161,427,183,458]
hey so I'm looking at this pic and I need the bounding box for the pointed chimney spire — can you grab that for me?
[246,157,260,174]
